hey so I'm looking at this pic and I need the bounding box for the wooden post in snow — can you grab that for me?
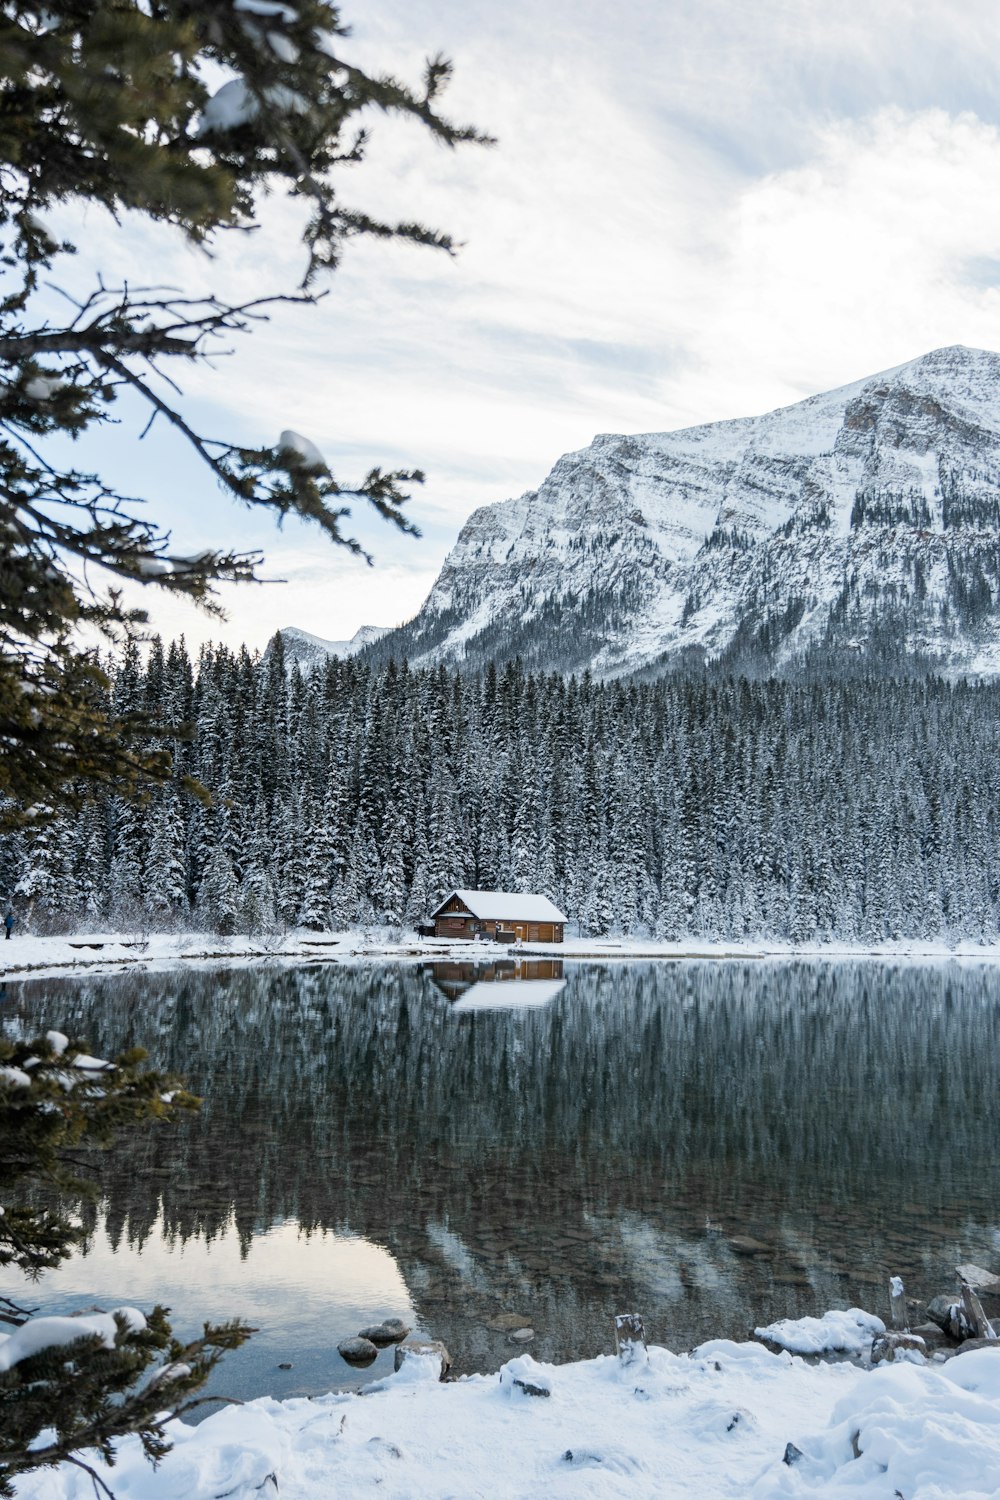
[959,1278,998,1342]
[889,1276,907,1332]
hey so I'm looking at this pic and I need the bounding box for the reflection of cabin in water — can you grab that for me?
[425,958,566,1009]
[430,889,567,943]
[425,957,565,1003]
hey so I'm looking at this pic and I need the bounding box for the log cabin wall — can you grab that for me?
[432,906,565,942]
[434,895,474,938]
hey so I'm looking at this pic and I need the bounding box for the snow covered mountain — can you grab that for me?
[369,346,1000,677]
[276,624,389,669]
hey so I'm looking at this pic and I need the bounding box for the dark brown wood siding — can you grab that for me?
[435,914,477,938]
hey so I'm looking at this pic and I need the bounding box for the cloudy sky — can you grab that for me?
[66,0,1000,651]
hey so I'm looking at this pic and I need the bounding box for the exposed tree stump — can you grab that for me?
[889,1275,908,1332]
[959,1280,997,1342]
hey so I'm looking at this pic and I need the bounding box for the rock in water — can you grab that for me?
[393,1340,451,1380]
[337,1336,379,1367]
[358,1318,411,1347]
[486,1313,532,1332]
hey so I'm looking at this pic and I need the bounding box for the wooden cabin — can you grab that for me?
[429,889,567,944]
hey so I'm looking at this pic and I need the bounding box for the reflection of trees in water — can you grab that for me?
[11,962,1000,1366]
[13,962,1000,1233]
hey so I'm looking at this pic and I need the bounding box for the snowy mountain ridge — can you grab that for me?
[276,624,389,669]
[364,345,1000,676]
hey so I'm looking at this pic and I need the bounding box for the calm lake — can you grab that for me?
[5,958,1000,1408]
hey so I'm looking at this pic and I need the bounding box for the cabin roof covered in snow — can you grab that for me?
[431,889,567,923]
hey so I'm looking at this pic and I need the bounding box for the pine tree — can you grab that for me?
[196,843,240,935]
[275,794,307,927]
[108,798,146,929]
[239,864,278,936]
[75,802,110,927]
[404,858,433,930]
[13,820,62,928]
[145,789,187,920]
[377,806,408,927]
[511,773,540,894]
[298,795,333,931]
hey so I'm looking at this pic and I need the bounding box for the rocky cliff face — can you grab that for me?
[368,346,1000,677]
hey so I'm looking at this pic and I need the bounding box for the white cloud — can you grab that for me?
[675,109,1000,421]
[31,7,1000,651]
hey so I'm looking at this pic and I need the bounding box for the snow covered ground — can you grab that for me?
[4,929,1000,982]
[11,1335,1000,1499]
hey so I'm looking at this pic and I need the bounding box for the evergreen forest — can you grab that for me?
[3,636,999,943]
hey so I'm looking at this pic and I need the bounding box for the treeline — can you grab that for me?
[3,635,1000,940]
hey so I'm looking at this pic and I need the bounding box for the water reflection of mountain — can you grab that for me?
[10,962,1000,1373]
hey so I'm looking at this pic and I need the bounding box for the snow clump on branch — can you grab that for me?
[197,78,310,135]
[0,1309,147,1373]
[278,429,329,472]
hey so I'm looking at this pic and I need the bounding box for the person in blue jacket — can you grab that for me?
[4,911,14,940]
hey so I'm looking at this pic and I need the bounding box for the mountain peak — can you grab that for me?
[365,347,1000,679]
[275,624,389,669]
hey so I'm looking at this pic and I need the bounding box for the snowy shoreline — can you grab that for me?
[11,1335,1000,1499]
[4,929,1000,983]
